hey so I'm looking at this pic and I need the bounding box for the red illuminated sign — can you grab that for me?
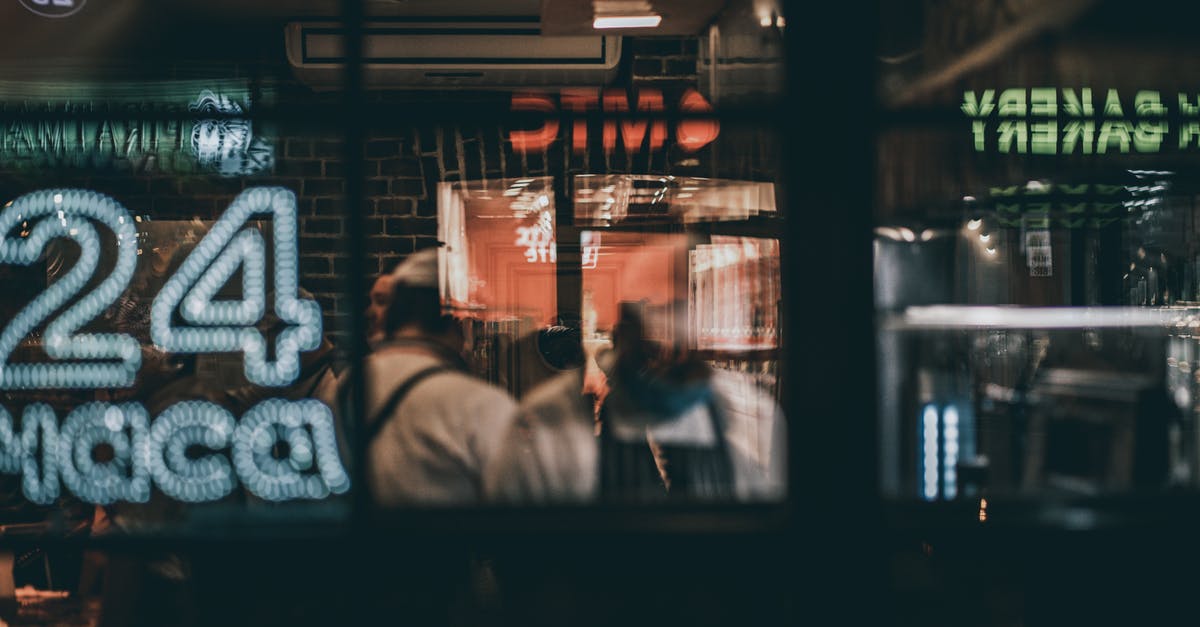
[509,88,720,154]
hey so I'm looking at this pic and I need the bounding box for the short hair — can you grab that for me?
[384,284,450,336]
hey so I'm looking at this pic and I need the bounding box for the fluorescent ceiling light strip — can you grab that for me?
[593,15,662,29]
[895,306,1175,329]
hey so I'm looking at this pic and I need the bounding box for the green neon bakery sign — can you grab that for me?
[961,88,1200,154]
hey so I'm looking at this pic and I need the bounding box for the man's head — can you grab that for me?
[607,299,711,420]
[612,299,707,386]
[375,248,463,350]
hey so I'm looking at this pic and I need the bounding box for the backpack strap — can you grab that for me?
[365,365,454,446]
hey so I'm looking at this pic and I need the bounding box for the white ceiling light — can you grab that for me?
[593,15,661,28]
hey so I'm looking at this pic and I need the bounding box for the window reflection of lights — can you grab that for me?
[963,195,976,202]
[985,247,996,256]
[904,305,1175,328]
[1124,184,1166,194]
[966,219,982,231]
[875,227,903,241]
[979,233,990,243]
[898,227,916,242]
[922,404,939,501]
[920,229,935,241]
[943,406,959,500]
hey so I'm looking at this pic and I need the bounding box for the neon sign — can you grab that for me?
[151,187,322,387]
[970,179,1163,229]
[960,88,1200,154]
[0,399,349,505]
[509,87,720,154]
[0,190,141,389]
[0,89,274,176]
[0,187,349,504]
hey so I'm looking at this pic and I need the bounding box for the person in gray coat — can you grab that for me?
[364,248,516,506]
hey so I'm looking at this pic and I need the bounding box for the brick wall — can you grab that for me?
[630,37,700,86]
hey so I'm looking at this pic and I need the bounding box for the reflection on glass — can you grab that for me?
[484,231,788,504]
[689,236,779,351]
[0,80,274,177]
[438,178,557,325]
[437,178,559,398]
[574,174,775,226]
[880,313,1179,501]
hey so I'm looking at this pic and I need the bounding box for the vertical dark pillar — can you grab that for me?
[784,0,887,622]
[341,0,369,522]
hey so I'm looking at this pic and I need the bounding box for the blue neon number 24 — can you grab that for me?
[0,190,141,389]
[0,187,319,390]
[151,187,322,387]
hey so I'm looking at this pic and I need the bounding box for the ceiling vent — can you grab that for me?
[285,18,622,90]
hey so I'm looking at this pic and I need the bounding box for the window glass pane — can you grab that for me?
[0,2,790,532]
[875,2,1200,509]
